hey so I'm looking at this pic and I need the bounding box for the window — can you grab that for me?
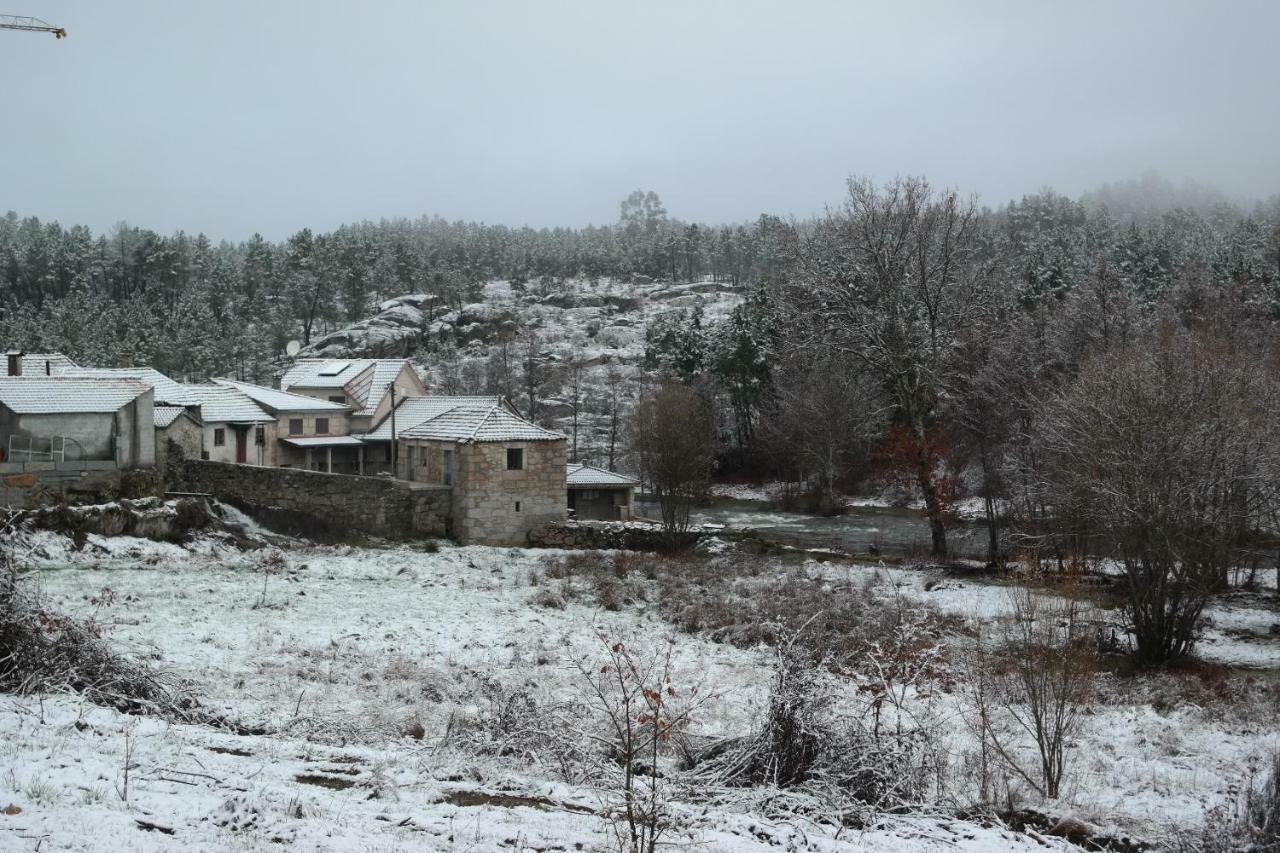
[506,447,524,470]
[442,448,454,486]
[315,417,330,435]
[515,501,521,512]
[213,428,225,447]
[328,395,345,404]
[255,426,265,446]
[289,418,303,436]
[384,444,392,463]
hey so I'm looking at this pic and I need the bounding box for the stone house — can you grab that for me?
[567,463,638,521]
[394,401,568,545]
[356,395,511,475]
[153,405,203,476]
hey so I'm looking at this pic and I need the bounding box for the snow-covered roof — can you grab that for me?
[153,406,196,428]
[0,377,150,414]
[182,385,274,424]
[6,352,77,377]
[280,358,419,416]
[346,361,408,416]
[213,379,348,414]
[63,366,198,406]
[281,358,373,389]
[567,463,638,488]
[281,436,365,448]
[360,396,506,441]
[399,402,566,443]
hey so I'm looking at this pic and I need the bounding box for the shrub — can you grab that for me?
[1,582,203,722]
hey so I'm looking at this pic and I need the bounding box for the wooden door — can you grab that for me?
[235,428,247,464]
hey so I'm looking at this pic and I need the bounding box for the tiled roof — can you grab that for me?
[182,385,275,424]
[281,358,418,415]
[6,352,77,377]
[360,396,506,441]
[153,406,195,428]
[348,361,409,416]
[63,367,198,405]
[0,377,150,414]
[213,379,349,414]
[400,403,565,443]
[281,358,373,390]
[567,463,639,488]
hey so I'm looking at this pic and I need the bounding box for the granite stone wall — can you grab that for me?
[528,520,699,551]
[171,458,450,540]
[0,462,162,509]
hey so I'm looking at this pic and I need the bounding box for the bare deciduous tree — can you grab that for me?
[634,381,716,549]
[779,176,996,556]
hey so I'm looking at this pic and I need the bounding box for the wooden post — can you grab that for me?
[305,448,312,470]
[326,446,332,473]
[358,444,364,476]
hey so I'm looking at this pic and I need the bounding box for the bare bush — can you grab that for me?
[574,635,709,853]
[1239,753,1280,853]
[656,557,957,667]
[1032,327,1280,664]
[966,590,1094,800]
[692,638,826,789]
[446,675,592,783]
[1,583,204,722]
[692,621,947,825]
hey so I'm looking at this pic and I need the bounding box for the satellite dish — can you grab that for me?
[285,340,301,357]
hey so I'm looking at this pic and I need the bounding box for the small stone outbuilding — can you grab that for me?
[567,463,638,521]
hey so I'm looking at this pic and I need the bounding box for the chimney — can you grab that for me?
[5,349,21,377]
[118,351,134,368]
[271,373,282,390]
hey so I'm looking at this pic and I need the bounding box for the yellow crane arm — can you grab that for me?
[0,14,66,38]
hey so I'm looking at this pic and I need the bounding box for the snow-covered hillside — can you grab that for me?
[294,277,745,468]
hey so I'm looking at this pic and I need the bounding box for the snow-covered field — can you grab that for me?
[4,526,1280,851]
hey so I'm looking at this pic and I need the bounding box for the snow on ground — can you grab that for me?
[0,692,1083,853]
[4,534,1090,852]
[805,557,1280,836]
[7,530,1280,849]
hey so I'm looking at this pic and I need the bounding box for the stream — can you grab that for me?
[636,498,989,558]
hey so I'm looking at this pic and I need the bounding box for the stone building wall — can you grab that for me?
[156,416,202,476]
[171,458,450,539]
[452,439,567,546]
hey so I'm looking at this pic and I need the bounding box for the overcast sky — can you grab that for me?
[3,1,1278,241]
